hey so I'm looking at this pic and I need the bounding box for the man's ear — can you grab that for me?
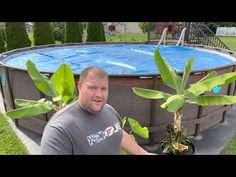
[77,82,82,91]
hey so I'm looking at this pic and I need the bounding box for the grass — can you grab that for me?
[28,32,148,44]
[221,135,236,155]
[0,114,29,155]
[106,33,148,43]
[218,36,236,51]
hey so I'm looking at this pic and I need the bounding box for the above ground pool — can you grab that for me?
[1,44,236,74]
[1,43,236,146]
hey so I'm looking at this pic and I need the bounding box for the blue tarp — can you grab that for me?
[1,44,235,74]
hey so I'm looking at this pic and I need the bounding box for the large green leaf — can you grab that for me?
[26,60,54,97]
[15,98,46,107]
[0,113,6,120]
[154,49,180,91]
[180,59,194,92]
[132,87,171,100]
[127,118,149,139]
[187,95,236,105]
[50,64,75,105]
[188,72,236,96]
[161,95,185,112]
[5,101,55,119]
[197,71,218,83]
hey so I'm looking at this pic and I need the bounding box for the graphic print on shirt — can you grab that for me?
[87,122,121,146]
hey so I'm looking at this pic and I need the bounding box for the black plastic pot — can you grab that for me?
[145,141,196,155]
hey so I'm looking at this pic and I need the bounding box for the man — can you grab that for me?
[41,66,152,155]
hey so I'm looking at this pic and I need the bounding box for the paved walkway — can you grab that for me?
[1,90,236,155]
[192,106,236,155]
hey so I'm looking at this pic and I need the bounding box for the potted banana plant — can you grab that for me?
[133,48,236,155]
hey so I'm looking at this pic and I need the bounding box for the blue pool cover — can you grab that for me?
[1,44,235,74]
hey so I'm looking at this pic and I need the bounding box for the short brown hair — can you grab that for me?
[79,66,109,83]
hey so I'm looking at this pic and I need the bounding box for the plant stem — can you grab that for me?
[174,109,182,132]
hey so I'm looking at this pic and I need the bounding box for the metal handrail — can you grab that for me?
[176,28,186,46]
[158,28,168,45]
[190,22,230,50]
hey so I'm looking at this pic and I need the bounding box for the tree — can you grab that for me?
[0,28,6,42]
[139,22,156,34]
[0,28,6,53]
[51,22,65,43]
[33,22,55,46]
[205,22,236,34]
[205,22,218,34]
[214,22,236,27]
[64,22,82,43]
[5,22,31,51]
[86,22,105,42]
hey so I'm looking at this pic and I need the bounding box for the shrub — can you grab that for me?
[86,22,105,42]
[33,22,55,46]
[5,22,31,51]
[0,28,6,53]
[139,22,156,34]
[51,22,65,43]
[0,28,6,42]
[64,22,82,43]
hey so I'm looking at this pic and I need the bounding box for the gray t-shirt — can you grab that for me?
[40,101,123,155]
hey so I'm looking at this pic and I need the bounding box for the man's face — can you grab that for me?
[78,72,108,114]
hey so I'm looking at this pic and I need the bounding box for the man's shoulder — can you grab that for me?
[103,104,121,122]
[104,103,115,111]
[47,101,78,125]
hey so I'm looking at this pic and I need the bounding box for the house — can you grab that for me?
[25,22,33,33]
[103,22,142,34]
[0,22,5,29]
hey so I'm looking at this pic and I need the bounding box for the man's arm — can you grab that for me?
[121,130,153,155]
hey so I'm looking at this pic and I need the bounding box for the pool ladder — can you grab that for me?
[158,28,168,46]
[176,27,187,46]
[158,27,187,46]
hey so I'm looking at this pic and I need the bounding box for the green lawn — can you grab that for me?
[0,114,29,155]
[218,36,236,51]
[106,33,148,43]
[28,32,148,44]
[221,134,236,155]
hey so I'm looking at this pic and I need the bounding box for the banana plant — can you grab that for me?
[122,117,149,139]
[1,59,77,120]
[121,117,149,155]
[132,48,236,154]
